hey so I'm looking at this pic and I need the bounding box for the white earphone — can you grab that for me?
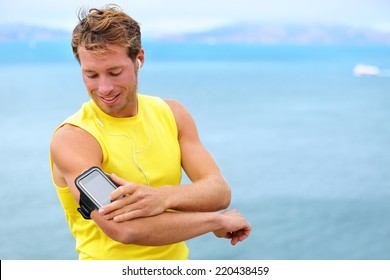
[137,59,142,70]
[89,101,151,186]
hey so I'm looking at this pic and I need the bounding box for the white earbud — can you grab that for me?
[137,59,142,70]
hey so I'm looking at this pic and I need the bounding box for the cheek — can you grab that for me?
[82,77,97,93]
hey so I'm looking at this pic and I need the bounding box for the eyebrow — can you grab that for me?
[83,66,124,73]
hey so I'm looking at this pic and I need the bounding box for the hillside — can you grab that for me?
[1,23,390,45]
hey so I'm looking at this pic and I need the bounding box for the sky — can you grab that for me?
[2,0,390,35]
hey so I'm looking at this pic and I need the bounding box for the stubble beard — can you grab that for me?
[92,80,138,118]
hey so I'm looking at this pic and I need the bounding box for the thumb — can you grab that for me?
[110,173,127,186]
[109,173,127,200]
[109,173,136,200]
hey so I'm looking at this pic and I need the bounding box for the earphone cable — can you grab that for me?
[89,100,151,186]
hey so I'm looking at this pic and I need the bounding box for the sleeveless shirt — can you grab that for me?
[50,94,189,259]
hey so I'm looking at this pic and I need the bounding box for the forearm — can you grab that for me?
[92,210,221,246]
[165,99,231,212]
[164,173,231,212]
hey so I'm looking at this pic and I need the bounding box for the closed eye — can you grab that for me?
[83,70,98,79]
[86,74,98,79]
[110,71,122,77]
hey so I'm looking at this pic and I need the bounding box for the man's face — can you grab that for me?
[78,44,140,118]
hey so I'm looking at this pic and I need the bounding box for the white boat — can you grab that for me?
[353,64,380,76]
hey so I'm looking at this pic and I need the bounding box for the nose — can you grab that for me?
[98,77,114,95]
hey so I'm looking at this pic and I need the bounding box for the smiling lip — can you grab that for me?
[100,94,120,105]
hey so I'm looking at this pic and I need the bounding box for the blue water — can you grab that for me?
[1,41,390,259]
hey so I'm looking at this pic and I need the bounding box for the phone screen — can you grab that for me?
[78,170,116,207]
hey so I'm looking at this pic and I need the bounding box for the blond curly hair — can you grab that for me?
[71,4,142,62]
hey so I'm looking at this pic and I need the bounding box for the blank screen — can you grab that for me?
[79,170,115,207]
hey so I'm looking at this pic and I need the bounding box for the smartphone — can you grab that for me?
[75,166,119,209]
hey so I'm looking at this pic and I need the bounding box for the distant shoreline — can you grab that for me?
[1,22,390,45]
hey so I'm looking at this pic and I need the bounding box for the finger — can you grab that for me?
[101,201,140,220]
[100,194,139,215]
[110,173,134,200]
[223,232,232,239]
[238,233,249,242]
[231,229,250,245]
[110,173,128,185]
[230,232,240,246]
[228,230,239,245]
[110,185,134,200]
[103,204,138,220]
[110,179,139,201]
[113,209,145,222]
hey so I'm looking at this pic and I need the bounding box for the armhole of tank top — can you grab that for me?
[61,122,107,165]
[161,99,179,138]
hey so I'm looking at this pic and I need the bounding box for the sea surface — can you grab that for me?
[0,41,390,259]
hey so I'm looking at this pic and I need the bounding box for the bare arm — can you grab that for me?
[50,124,250,246]
[101,100,232,221]
[92,209,250,246]
[165,99,231,211]
[50,124,103,199]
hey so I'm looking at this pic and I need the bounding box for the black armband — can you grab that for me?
[75,166,120,220]
[77,190,97,220]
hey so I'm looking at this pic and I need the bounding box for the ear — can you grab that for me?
[136,49,145,68]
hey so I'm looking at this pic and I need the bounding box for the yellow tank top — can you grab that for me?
[50,94,189,260]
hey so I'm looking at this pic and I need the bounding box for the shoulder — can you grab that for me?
[164,99,199,140]
[51,100,100,154]
[164,99,189,119]
[51,124,96,148]
[50,124,102,171]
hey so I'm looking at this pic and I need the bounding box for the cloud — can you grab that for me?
[1,0,390,33]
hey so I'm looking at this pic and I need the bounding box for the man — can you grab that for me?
[50,5,251,260]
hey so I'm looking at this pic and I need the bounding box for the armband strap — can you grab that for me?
[77,190,97,220]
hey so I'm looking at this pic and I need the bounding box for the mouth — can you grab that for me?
[99,94,120,105]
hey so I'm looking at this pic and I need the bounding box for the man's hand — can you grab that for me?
[213,209,251,245]
[99,174,169,222]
